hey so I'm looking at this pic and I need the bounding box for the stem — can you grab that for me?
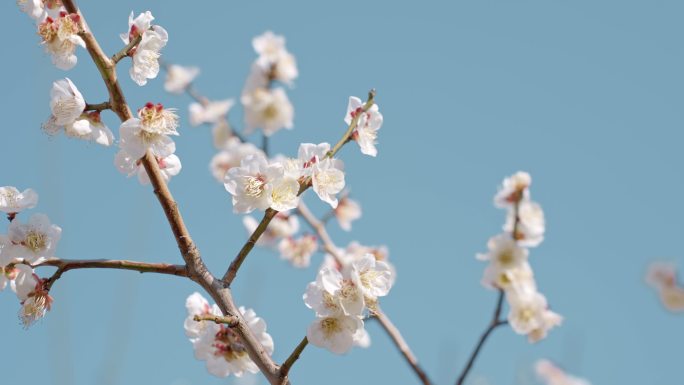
[374,309,433,385]
[84,101,111,112]
[111,34,142,64]
[262,134,269,157]
[222,209,278,285]
[279,336,308,378]
[24,258,188,291]
[455,290,507,385]
[193,314,239,327]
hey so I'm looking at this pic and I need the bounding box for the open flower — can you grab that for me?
[37,12,85,70]
[251,31,298,86]
[334,197,362,231]
[164,64,199,94]
[345,96,383,157]
[210,138,264,183]
[494,171,531,208]
[278,235,317,268]
[48,78,85,126]
[118,103,178,159]
[307,314,363,355]
[185,293,274,378]
[0,187,38,215]
[189,99,234,127]
[8,213,61,263]
[242,88,293,136]
[120,11,168,86]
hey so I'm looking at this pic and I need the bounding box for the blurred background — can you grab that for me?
[1,0,683,384]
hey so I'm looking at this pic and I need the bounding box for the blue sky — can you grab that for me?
[1,1,683,384]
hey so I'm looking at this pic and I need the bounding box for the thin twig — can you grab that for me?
[22,258,188,291]
[193,314,239,327]
[111,34,142,64]
[455,290,507,385]
[374,309,433,385]
[279,336,308,378]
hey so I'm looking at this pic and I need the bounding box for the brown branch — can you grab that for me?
[193,314,239,327]
[455,290,507,385]
[374,309,433,385]
[279,336,308,378]
[59,2,285,384]
[220,91,376,286]
[25,258,188,291]
[296,200,432,385]
[84,101,111,112]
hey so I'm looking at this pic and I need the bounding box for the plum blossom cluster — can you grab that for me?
[115,102,182,184]
[242,31,297,137]
[0,187,61,327]
[184,292,274,378]
[303,253,393,354]
[43,78,114,146]
[120,11,168,86]
[645,262,684,312]
[535,359,592,385]
[477,172,562,342]
[18,1,85,71]
[224,142,346,214]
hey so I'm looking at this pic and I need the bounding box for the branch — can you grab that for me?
[279,336,308,378]
[84,101,111,112]
[111,34,142,64]
[455,290,507,385]
[60,2,284,384]
[25,258,188,291]
[221,91,377,285]
[296,200,433,385]
[193,314,239,327]
[374,309,433,385]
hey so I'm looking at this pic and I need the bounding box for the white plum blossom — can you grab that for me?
[115,151,181,185]
[48,78,85,126]
[209,138,263,183]
[18,0,60,21]
[334,196,362,231]
[164,64,199,94]
[251,31,298,86]
[242,213,299,247]
[348,254,393,300]
[0,187,38,215]
[45,111,115,146]
[298,143,345,208]
[535,359,592,385]
[505,200,545,247]
[224,154,299,213]
[494,171,531,208]
[506,290,562,342]
[118,103,179,160]
[307,314,363,355]
[278,234,317,268]
[120,11,168,86]
[345,96,383,157]
[189,99,234,127]
[8,213,61,263]
[13,264,52,328]
[477,234,529,289]
[185,293,273,378]
[37,12,85,70]
[242,88,293,136]
[184,292,221,341]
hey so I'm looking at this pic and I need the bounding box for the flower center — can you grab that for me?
[262,103,279,120]
[320,317,341,338]
[244,175,266,197]
[24,230,47,253]
[213,326,248,362]
[497,249,515,266]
